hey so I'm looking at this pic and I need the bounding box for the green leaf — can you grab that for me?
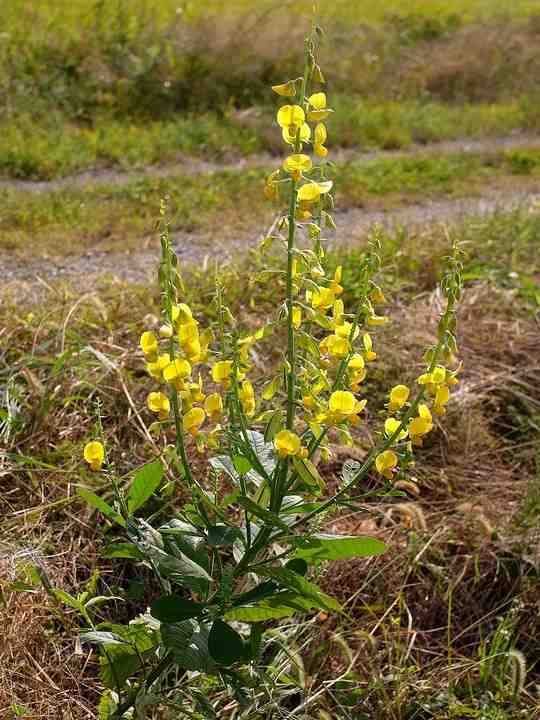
[102,542,143,560]
[77,487,125,526]
[208,620,245,666]
[258,567,340,612]
[264,410,282,442]
[285,558,308,576]
[237,497,290,531]
[161,620,216,673]
[226,604,295,622]
[127,460,163,513]
[232,455,252,476]
[244,430,277,475]
[292,534,387,564]
[151,595,205,623]
[80,631,128,646]
[231,581,277,607]
[207,524,243,547]
[292,456,325,492]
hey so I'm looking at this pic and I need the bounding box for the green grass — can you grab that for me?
[3,146,540,258]
[1,98,537,181]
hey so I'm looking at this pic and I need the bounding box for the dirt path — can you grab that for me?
[1,133,539,194]
[4,186,538,295]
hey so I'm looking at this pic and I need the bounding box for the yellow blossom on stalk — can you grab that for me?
[187,374,205,403]
[171,303,193,325]
[204,393,223,421]
[309,285,335,311]
[408,404,433,446]
[212,360,233,387]
[314,123,328,157]
[384,418,408,441]
[163,358,192,388]
[274,429,302,457]
[183,407,206,437]
[433,384,450,415]
[320,334,350,358]
[327,390,367,425]
[307,92,333,122]
[83,441,105,471]
[272,80,297,97]
[375,450,398,480]
[363,333,377,361]
[283,123,311,146]
[389,385,410,412]
[335,321,359,341]
[367,314,389,327]
[147,391,170,420]
[297,180,333,204]
[292,307,302,329]
[283,154,312,180]
[332,299,344,326]
[332,266,343,293]
[277,104,305,130]
[239,380,256,416]
[348,354,367,391]
[146,353,171,381]
[140,331,158,359]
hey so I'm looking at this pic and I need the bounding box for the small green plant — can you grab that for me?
[43,16,464,718]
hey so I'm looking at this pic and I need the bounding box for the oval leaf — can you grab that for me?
[293,534,387,564]
[151,595,206,623]
[208,620,245,666]
[127,460,163,513]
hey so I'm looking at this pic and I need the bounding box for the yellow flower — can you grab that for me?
[408,404,433,446]
[375,450,398,480]
[239,380,256,417]
[212,360,233,386]
[389,385,410,412]
[83,441,105,471]
[204,392,223,421]
[163,358,192,388]
[171,303,193,325]
[328,391,367,425]
[307,92,333,121]
[314,122,328,157]
[147,391,170,419]
[335,322,359,341]
[140,331,158,359]
[297,180,333,204]
[320,334,350,358]
[146,353,171,381]
[282,123,311,146]
[283,154,312,180]
[370,286,386,304]
[292,306,302,329]
[277,104,305,129]
[272,80,296,97]
[330,265,343,295]
[367,314,389,327]
[384,418,408,441]
[348,354,365,370]
[183,407,206,437]
[433,385,450,415]
[265,169,281,201]
[309,285,336,310]
[274,429,302,457]
[363,333,377,361]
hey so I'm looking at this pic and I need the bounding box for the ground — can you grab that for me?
[1,1,540,718]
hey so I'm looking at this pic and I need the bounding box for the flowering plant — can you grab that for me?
[76,18,463,719]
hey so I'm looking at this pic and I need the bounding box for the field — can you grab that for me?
[1,1,540,719]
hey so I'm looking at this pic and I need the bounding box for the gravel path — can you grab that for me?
[1,133,539,194]
[3,187,538,295]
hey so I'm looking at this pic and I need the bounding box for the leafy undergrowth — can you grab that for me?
[2,147,540,260]
[0,98,536,181]
[1,225,539,718]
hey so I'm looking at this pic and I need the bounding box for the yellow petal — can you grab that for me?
[272,80,296,97]
[308,92,326,110]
